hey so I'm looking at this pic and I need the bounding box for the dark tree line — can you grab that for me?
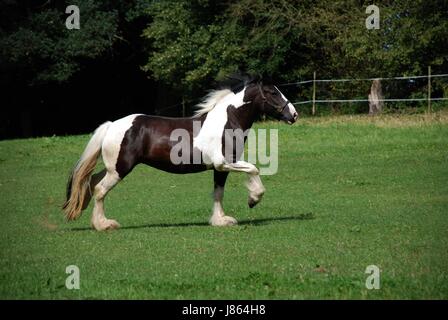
[1,0,447,138]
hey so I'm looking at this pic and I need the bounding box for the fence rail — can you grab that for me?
[156,72,448,115]
[293,97,448,105]
[279,73,448,86]
[283,70,448,114]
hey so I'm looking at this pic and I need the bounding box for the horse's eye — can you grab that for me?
[272,91,278,96]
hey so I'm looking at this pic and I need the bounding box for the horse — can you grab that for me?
[63,75,298,231]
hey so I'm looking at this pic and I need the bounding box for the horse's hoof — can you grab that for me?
[248,197,260,208]
[92,219,120,231]
[223,216,238,226]
[105,220,120,230]
[210,215,238,226]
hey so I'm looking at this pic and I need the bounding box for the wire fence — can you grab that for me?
[156,71,448,115]
[293,97,448,105]
[279,73,448,87]
[281,70,448,114]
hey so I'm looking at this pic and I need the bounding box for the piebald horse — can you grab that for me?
[63,76,298,230]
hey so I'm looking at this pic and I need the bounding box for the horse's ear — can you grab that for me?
[246,74,261,85]
[261,74,274,85]
[249,73,275,85]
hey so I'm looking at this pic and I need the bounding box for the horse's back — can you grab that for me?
[104,113,196,145]
[102,113,207,176]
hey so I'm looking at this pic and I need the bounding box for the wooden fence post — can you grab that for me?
[312,71,316,115]
[368,79,384,115]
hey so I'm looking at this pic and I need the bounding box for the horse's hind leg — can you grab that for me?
[80,169,107,211]
[91,170,121,231]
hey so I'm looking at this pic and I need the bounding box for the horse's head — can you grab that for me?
[249,81,299,124]
[215,74,298,124]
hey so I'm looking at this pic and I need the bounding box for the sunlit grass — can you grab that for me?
[0,113,447,299]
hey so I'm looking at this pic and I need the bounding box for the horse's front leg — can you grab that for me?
[246,174,265,208]
[216,160,266,210]
[209,170,237,226]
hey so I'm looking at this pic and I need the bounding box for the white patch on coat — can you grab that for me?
[101,114,142,171]
[275,86,297,118]
[193,88,248,166]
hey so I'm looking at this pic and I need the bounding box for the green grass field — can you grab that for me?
[1,112,448,299]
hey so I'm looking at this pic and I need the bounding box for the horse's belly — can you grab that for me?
[142,159,208,174]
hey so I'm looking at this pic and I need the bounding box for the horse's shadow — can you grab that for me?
[68,212,314,232]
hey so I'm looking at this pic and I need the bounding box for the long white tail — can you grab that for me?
[63,121,112,220]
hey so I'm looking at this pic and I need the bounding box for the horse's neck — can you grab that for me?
[226,102,258,131]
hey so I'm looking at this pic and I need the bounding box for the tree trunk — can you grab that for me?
[368,79,384,115]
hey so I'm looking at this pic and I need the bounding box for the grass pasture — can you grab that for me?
[0,112,448,299]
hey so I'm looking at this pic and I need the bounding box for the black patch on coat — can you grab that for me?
[115,114,208,179]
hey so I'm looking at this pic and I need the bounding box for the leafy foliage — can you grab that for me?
[0,0,148,84]
[0,0,446,127]
[142,0,448,100]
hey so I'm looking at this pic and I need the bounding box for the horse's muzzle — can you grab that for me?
[287,112,299,124]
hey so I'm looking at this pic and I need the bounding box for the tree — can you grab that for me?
[142,0,308,97]
[0,0,122,85]
[142,0,447,108]
[0,0,151,137]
